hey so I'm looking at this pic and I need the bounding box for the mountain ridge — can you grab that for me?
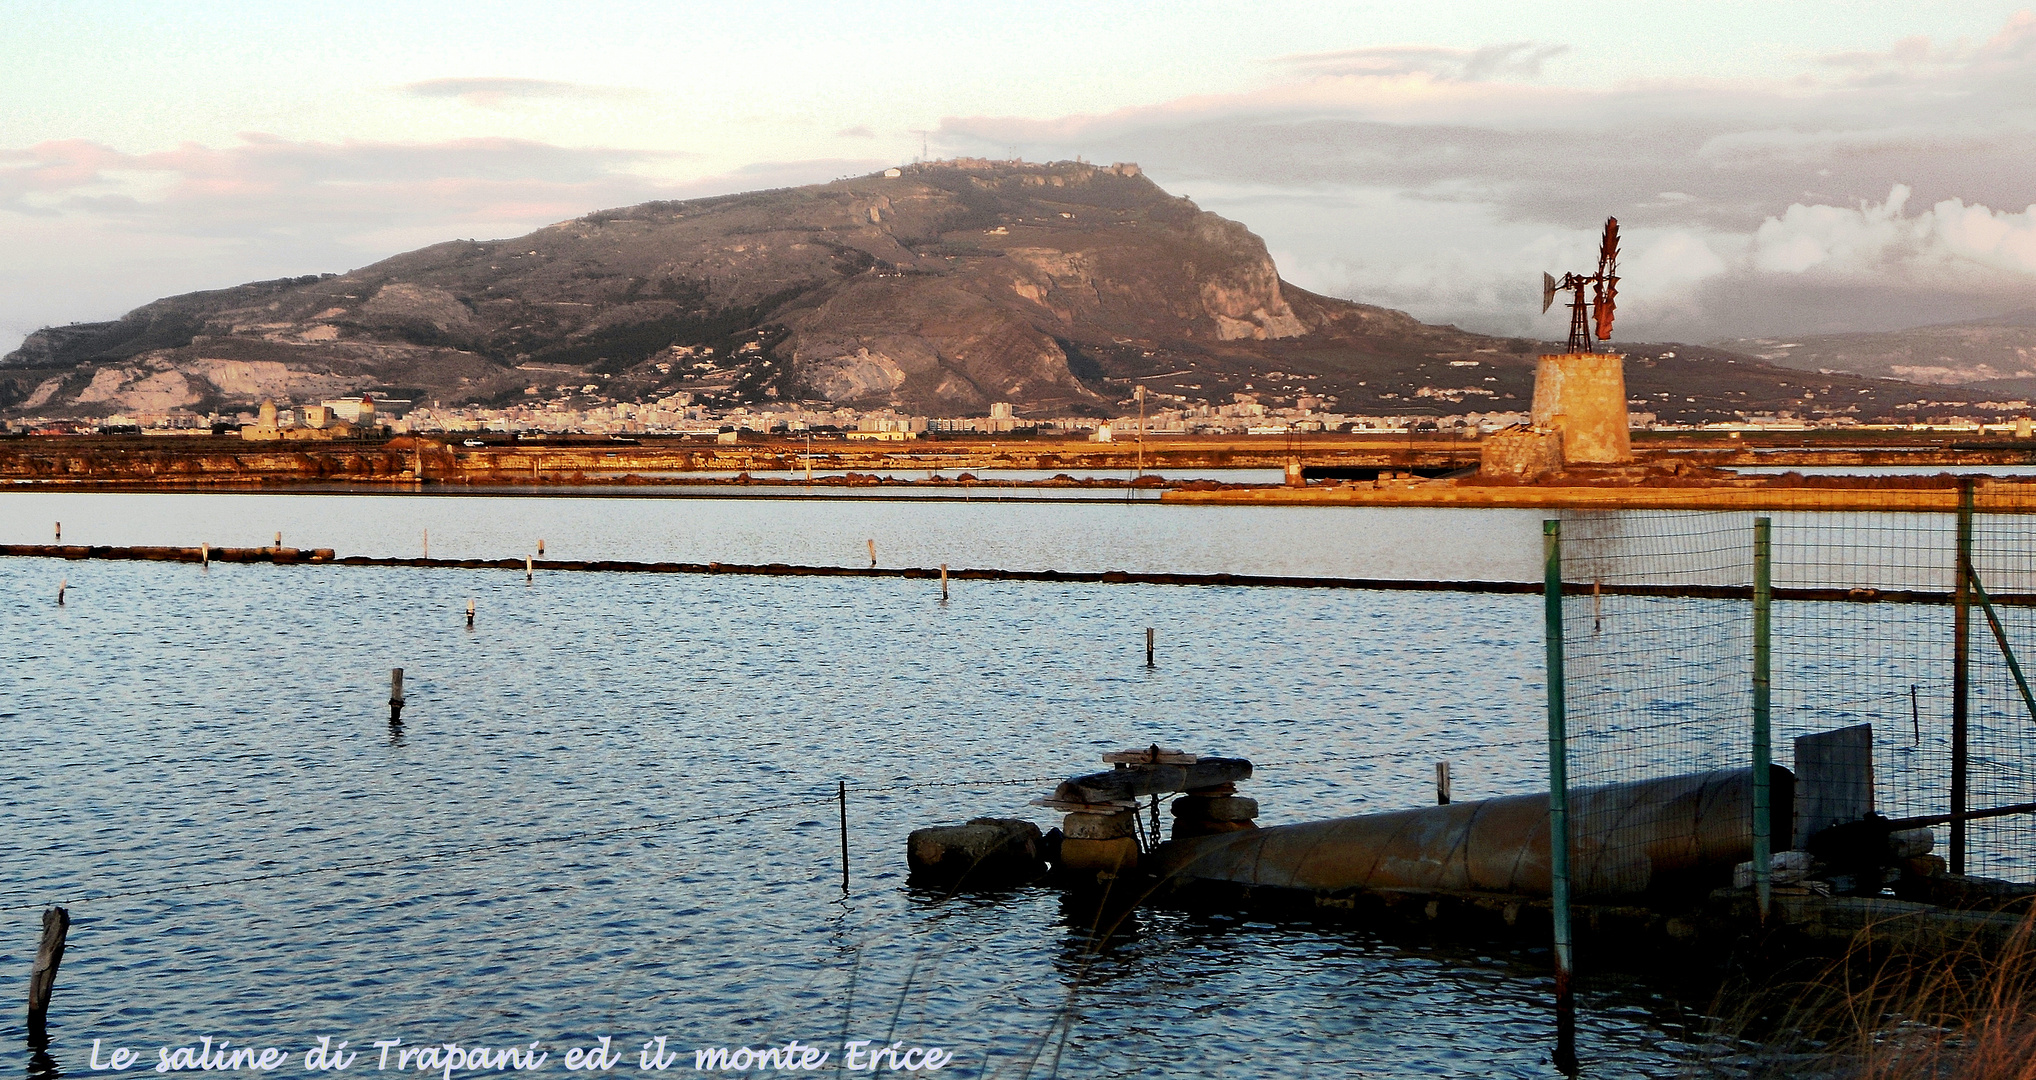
[0,159,1998,424]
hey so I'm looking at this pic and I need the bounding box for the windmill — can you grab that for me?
[1541,218,1620,354]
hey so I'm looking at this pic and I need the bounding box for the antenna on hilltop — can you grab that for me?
[910,129,930,163]
[1541,217,1620,353]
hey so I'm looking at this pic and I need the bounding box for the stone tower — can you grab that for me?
[1530,351,1630,463]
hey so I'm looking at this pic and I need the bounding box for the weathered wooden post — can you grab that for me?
[867,539,876,568]
[940,564,949,601]
[54,522,60,542]
[465,598,475,628]
[275,531,282,548]
[525,556,533,584]
[389,668,405,722]
[422,530,429,558]
[838,780,850,893]
[1146,628,1155,668]
[1436,761,1452,805]
[537,539,545,556]
[201,543,209,569]
[56,578,65,606]
[28,906,69,1038]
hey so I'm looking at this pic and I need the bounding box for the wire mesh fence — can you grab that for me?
[1551,486,2036,898]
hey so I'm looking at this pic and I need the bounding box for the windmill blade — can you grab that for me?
[1598,217,1620,275]
[1595,277,1618,340]
[1542,272,1559,313]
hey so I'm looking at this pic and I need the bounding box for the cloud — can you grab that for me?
[1751,184,2036,279]
[936,14,2036,341]
[1276,42,1570,82]
[0,133,715,350]
[398,77,637,109]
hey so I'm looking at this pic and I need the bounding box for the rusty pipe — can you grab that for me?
[1152,767,1793,900]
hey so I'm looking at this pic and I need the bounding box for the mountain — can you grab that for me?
[1717,312,2036,402]
[0,158,2002,423]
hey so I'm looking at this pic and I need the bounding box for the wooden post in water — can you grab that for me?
[27,906,68,1038]
[838,780,850,893]
[1436,761,1452,805]
[940,564,949,601]
[538,539,545,556]
[275,531,282,549]
[1146,627,1155,668]
[56,578,65,606]
[201,543,209,569]
[525,556,533,585]
[465,598,475,628]
[54,522,60,542]
[389,668,405,722]
[867,539,876,568]
[422,530,429,558]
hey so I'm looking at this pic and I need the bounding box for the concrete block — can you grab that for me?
[1056,836,1139,877]
[1478,426,1564,480]
[906,817,1045,888]
[1172,795,1258,822]
[1063,810,1134,839]
[1172,818,1258,841]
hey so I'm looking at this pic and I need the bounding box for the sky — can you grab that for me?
[4,0,2036,354]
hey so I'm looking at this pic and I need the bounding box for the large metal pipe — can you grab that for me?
[1152,767,1794,901]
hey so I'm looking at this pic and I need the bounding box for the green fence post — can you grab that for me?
[1953,479,1973,875]
[1543,519,1575,1068]
[1752,517,1773,920]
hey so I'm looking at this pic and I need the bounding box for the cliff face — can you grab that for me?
[17,159,1957,425]
[7,159,1535,419]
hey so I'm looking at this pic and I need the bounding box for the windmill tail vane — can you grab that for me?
[1541,217,1620,353]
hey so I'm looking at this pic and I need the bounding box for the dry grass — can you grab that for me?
[1689,906,2036,1079]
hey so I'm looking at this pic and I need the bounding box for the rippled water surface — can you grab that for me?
[1,495,1728,1078]
[0,491,1548,580]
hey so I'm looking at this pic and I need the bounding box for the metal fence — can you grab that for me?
[1548,486,2036,905]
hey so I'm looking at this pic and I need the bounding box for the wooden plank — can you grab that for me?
[1056,757,1252,803]
[1102,748,1198,765]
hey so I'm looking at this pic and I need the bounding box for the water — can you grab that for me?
[0,495,1729,1077]
[0,491,1549,581]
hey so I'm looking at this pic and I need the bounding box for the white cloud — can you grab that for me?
[1751,185,2036,279]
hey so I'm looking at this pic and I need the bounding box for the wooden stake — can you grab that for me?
[274,531,282,549]
[1146,627,1155,667]
[56,578,65,606]
[867,539,876,568]
[940,563,948,601]
[27,906,68,1038]
[389,668,405,722]
[537,538,545,556]
[838,780,850,893]
[1436,761,1452,805]
[422,529,429,558]
[54,522,60,542]
[525,556,533,584]
[465,598,475,628]
[200,543,209,568]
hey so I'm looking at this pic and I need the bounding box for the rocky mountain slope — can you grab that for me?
[1719,312,2036,404]
[0,159,2000,423]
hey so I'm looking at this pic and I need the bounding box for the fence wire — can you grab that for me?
[1554,490,2036,891]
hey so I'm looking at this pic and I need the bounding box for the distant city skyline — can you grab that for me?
[4,1,2035,352]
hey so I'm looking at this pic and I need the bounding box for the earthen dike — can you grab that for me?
[3,432,2034,511]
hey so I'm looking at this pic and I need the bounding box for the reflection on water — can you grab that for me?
[0,491,1551,580]
[1,554,1704,1077]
